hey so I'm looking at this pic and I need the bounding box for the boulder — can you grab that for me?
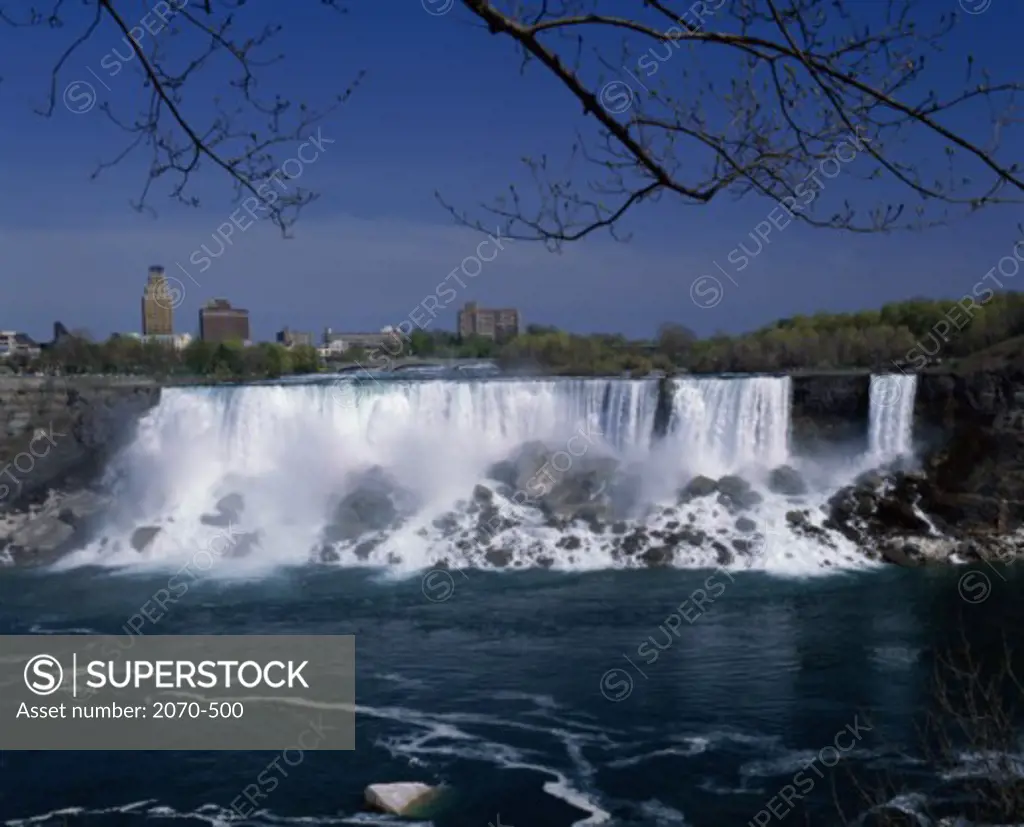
[364,783,439,817]
[325,476,401,543]
[485,459,517,489]
[431,512,460,537]
[216,493,245,517]
[854,469,884,491]
[200,493,245,527]
[543,471,612,521]
[641,545,674,567]
[735,516,757,533]
[767,465,808,497]
[55,489,110,527]
[130,525,161,552]
[556,535,582,550]
[878,543,924,567]
[874,497,931,535]
[678,475,718,501]
[620,528,649,555]
[716,475,764,511]
[508,441,553,491]
[8,515,75,563]
[484,547,514,567]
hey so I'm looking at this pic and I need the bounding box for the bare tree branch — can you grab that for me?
[442,0,1023,248]
[1,0,364,234]
[3,1,1020,248]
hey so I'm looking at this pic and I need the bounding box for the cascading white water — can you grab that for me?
[868,374,917,461]
[59,379,656,570]
[54,375,876,576]
[668,376,792,476]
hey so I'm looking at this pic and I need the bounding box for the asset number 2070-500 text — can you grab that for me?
[153,701,244,719]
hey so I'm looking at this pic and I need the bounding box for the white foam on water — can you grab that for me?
[49,375,917,576]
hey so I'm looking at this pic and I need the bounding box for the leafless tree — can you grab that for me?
[3,1,1022,247]
[448,0,1023,248]
[0,0,363,235]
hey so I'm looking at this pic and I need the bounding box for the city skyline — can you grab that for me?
[2,3,1021,344]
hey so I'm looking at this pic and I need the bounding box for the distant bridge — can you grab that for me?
[334,358,498,374]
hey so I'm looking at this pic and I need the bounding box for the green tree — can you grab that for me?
[290,345,321,374]
[409,330,435,357]
[183,340,217,376]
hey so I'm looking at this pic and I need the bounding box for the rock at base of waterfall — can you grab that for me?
[364,782,440,816]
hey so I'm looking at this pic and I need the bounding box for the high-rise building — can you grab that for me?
[141,266,174,335]
[457,301,520,341]
[199,299,250,344]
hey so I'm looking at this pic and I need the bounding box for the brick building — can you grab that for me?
[456,302,520,341]
[200,299,250,344]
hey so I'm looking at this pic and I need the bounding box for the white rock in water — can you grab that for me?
[364,782,438,815]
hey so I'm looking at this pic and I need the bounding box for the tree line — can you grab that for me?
[4,291,1023,379]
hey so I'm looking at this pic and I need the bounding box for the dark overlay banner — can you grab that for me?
[0,635,355,750]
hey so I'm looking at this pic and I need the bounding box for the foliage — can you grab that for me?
[22,336,326,381]
[12,291,1024,378]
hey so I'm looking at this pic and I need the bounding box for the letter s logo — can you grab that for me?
[24,654,64,696]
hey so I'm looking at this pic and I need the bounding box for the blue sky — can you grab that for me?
[1,0,1021,342]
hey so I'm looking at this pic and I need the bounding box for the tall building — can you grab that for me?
[457,301,520,341]
[199,299,250,344]
[141,266,174,335]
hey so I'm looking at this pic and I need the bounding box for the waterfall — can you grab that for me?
[668,376,792,476]
[867,374,917,460]
[52,374,876,576]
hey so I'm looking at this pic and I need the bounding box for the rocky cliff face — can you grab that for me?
[0,376,161,513]
[0,376,163,565]
[913,369,1024,537]
[785,368,1024,560]
[789,373,871,455]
